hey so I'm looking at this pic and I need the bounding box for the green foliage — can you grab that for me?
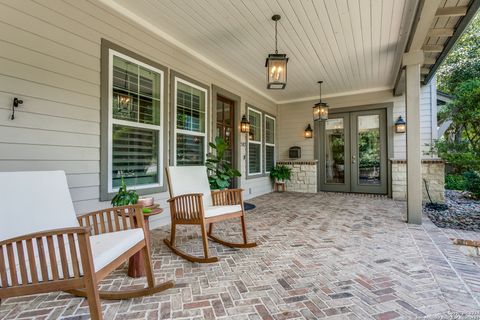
[205,136,241,190]
[463,170,480,198]
[269,164,292,182]
[437,13,480,94]
[111,177,139,206]
[445,174,465,190]
[433,139,480,173]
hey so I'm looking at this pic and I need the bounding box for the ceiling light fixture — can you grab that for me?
[265,15,289,90]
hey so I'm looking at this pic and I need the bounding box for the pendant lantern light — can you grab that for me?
[312,81,329,121]
[265,15,288,89]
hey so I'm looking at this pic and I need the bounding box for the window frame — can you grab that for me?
[264,114,276,174]
[100,39,168,201]
[170,72,210,166]
[247,106,263,177]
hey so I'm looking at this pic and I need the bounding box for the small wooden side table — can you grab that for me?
[274,181,286,192]
[127,204,164,278]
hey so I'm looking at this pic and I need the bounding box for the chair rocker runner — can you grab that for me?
[164,166,257,263]
[0,171,174,320]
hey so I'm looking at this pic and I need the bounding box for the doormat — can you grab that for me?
[244,202,256,211]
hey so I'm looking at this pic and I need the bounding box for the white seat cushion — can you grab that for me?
[90,228,144,272]
[204,205,242,218]
[1,229,144,287]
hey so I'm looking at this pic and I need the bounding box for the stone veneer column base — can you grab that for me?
[276,160,317,193]
[391,159,445,203]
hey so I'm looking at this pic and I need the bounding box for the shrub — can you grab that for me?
[463,170,480,198]
[445,174,465,190]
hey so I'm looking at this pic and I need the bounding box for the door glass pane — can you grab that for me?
[325,119,345,184]
[358,115,381,185]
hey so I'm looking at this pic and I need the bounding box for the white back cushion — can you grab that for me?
[0,171,79,241]
[166,166,213,207]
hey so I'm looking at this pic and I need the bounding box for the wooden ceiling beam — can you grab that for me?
[422,44,444,52]
[435,6,468,17]
[428,28,454,37]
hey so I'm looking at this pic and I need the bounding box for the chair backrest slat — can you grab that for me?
[0,171,79,242]
[46,236,59,280]
[166,166,213,208]
[6,244,18,286]
[16,243,28,285]
[25,239,38,284]
[0,247,8,287]
[36,237,49,282]
[68,234,81,278]
[57,236,69,279]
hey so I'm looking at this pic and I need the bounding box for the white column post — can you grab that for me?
[403,51,424,224]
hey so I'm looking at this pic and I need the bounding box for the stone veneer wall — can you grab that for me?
[276,160,317,193]
[391,159,445,203]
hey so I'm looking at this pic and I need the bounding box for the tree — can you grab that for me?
[437,13,480,94]
[435,79,480,172]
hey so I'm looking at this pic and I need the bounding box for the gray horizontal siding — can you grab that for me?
[0,0,276,220]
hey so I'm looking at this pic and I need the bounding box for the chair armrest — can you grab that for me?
[167,193,205,221]
[77,204,145,236]
[211,189,244,206]
[0,227,91,287]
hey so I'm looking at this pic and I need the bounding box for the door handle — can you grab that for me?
[352,155,356,164]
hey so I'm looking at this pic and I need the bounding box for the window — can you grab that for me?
[265,115,276,173]
[107,50,165,193]
[174,77,208,166]
[100,40,167,200]
[248,107,262,175]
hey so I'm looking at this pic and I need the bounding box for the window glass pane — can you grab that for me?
[266,145,275,172]
[248,143,261,174]
[112,124,158,188]
[176,133,205,166]
[358,115,381,185]
[177,82,206,133]
[266,117,275,144]
[325,118,345,184]
[112,55,161,125]
[139,67,160,125]
[249,110,261,142]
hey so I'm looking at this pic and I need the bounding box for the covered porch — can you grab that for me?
[2,192,480,319]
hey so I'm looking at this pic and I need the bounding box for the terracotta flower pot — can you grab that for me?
[137,197,154,207]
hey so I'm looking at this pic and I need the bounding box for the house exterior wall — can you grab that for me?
[0,0,276,228]
[277,80,441,201]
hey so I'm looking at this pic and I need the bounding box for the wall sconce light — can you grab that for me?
[395,116,406,133]
[240,114,250,133]
[304,124,313,138]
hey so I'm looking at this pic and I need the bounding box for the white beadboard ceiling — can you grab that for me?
[107,0,419,104]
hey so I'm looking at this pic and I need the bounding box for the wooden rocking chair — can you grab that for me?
[164,166,257,263]
[0,171,174,320]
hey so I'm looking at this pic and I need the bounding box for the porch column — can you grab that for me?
[403,51,424,224]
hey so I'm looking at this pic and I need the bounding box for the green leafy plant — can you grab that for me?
[269,164,292,182]
[111,177,139,206]
[205,136,241,190]
[464,170,480,198]
[445,174,466,190]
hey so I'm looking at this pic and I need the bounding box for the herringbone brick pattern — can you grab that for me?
[2,192,480,319]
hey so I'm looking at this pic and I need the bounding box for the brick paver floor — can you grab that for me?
[2,192,480,319]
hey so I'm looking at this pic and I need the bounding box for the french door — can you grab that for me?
[319,109,387,194]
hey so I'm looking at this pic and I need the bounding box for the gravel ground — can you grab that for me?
[424,190,480,231]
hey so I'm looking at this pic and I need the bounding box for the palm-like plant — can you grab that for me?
[205,137,241,190]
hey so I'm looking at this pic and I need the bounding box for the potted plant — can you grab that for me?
[111,177,139,207]
[205,136,241,190]
[269,164,292,183]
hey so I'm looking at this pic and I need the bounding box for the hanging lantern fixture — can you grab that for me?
[265,15,288,90]
[312,81,329,121]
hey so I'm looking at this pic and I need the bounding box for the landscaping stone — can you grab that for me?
[424,190,480,231]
